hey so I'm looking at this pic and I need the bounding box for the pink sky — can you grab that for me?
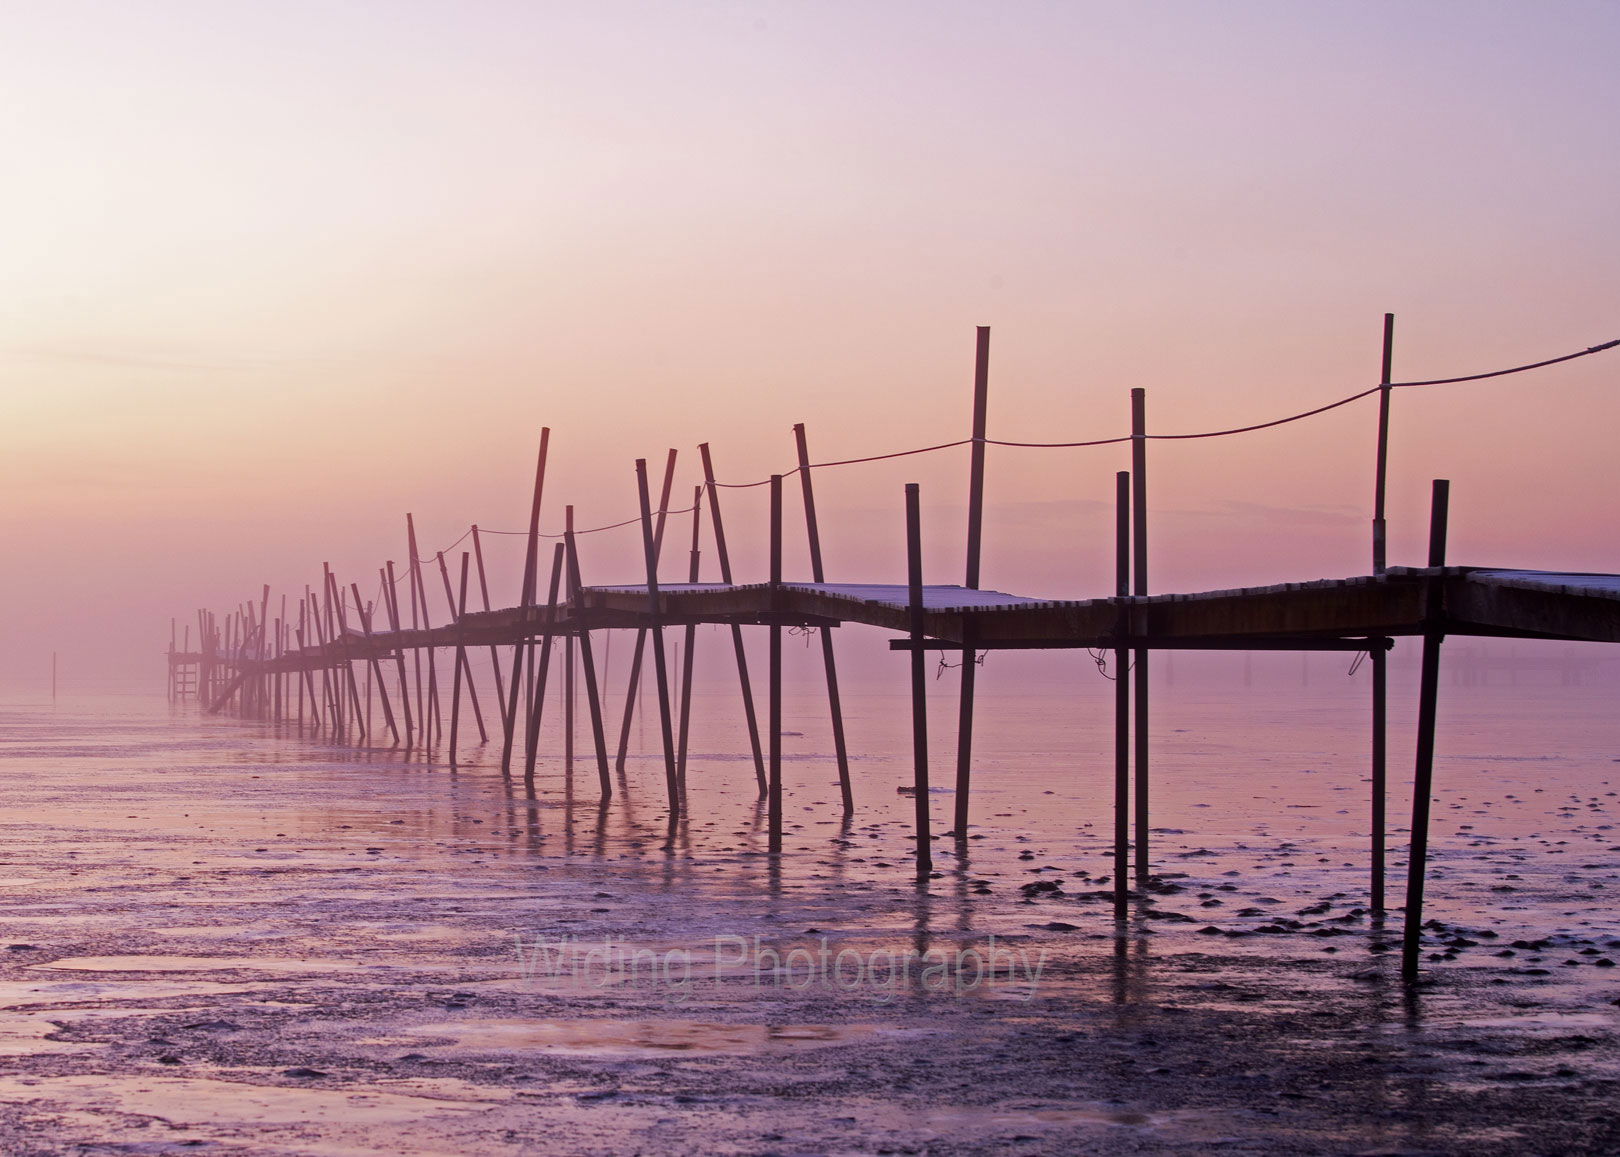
[3,1,1618,692]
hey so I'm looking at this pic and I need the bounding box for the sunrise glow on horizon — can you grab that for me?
[4,0,1618,691]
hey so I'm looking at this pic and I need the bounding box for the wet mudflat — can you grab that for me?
[0,677,1616,1155]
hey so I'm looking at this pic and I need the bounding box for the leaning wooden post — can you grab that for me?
[698,442,768,794]
[351,582,399,743]
[524,543,567,781]
[1114,470,1132,922]
[793,423,854,812]
[383,563,414,747]
[405,516,440,747]
[448,554,470,766]
[636,458,681,816]
[1130,387,1151,883]
[437,551,487,742]
[564,509,576,777]
[502,431,551,773]
[905,482,933,877]
[471,527,509,731]
[1402,479,1450,981]
[767,474,784,851]
[326,566,367,741]
[615,449,678,772]
[955,326,991,833]
[564,512,613,799]
[676,484,703,784]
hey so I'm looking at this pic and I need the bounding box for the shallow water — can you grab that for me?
[0,667,1617,1153]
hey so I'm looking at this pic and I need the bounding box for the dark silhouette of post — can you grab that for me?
[956,326,990,833]
[616,450,677,772]
[1371,314,1395,913]
[351,581,398,743]
[564,509,612,799]
[437,552,486,743]
[635,458,680,814]
[792,423,853,813]
[698,442,768,795]
[1114,470,1132,922]
[503,431,550,773]
[1402,479,1450,981]
[905,482,932,877]
[524,543,566,780]
[767,474,784,851]
[676,485,702,785]
[1131,388,1150,883]
[470,526,508,733]
[382,563,411,745]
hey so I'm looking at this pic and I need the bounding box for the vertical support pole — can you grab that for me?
[636,458,681,816]
[326,567,366,741]
[448,555,470,766]
[502,432,550,772]
[1372,312,1395,575]
[564,510,576,777]
[1114,470,1132,922]
[1130,387,1151,883]
[905,482,933,878]
[565,515,613,799]
[405,516,438,747]
[956,325,990,833]
[676,485,703,784]
[699,442,768,794]
[1371,642,1388,911]
[1402,479,1449,981]
[767,474,783,852]
[794,423,854,813]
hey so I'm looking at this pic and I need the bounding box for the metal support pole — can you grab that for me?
[1402,479,1449,981]
[905,482,932,877]
[1130,387,1150,883]
[699,442,768,794]
[793,424,853,812]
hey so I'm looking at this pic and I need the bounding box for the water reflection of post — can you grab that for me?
[1401,480,1450,982]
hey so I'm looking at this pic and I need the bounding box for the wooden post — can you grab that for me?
[676,484,702,784]
[1373,313,1395,575]
[502,431,550,773]
[524,543,567,781]
[437,551,487,743]
[383,563,414,746]
[698,442,768,795]
[565,513,613,799]
[636,458,681,816]
[1114,470,1132,922]
[326,567,366,741]
[615,450,678,772]
[448,555,469,767]
[351,582,399,743]
[471,525,509,732]
[405,516,439,747]
[564,510,576,778]
[905,482,933,877]
[1402,479,1450,981]
[793,423,853,813]
[1130,387,1151,883]
[768,474,784,851]
[956,326,990,833]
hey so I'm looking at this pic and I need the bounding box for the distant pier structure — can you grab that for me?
[171,322,1620,981]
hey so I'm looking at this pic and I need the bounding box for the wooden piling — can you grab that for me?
[635,458,681,816]
[564,513,613,799]
[1371,314,1395,911]
[767,474,784,851]
[698,443,768,795]
[1130,387,1151,883]
[1372,313,1395,575]
[615,450,678,773]
[956,326,990,834]
[904,482,933,877]
[383,563,414,746]
[437,552,487,743]
[471,526,509,733]
[793,424,853,813]
[1114,470,1132,922]
[502,432,551,773]
[524,543,567,781]
[1402,479,1450,981]
[676,485,702,784]
[351,581,399,743]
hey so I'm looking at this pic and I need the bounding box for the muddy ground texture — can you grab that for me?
[0,706,1617,1155]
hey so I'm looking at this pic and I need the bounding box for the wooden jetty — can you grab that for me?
[169,322,1620,980]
